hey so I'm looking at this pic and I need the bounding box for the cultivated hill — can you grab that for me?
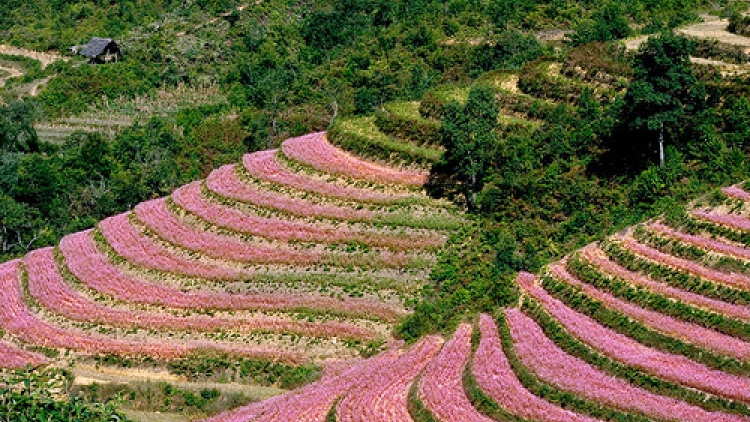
[200,182,750,421]
[0,128,462,393]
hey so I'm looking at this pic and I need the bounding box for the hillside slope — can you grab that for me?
[0,129,463,417]
[202,182,750,421]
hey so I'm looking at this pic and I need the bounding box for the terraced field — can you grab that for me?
[0,128,459,398]
[197,182,750,421]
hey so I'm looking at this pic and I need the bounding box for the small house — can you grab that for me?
[76,38,122,64]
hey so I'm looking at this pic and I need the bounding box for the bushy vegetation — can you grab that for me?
[728,12,750,36]
[0,368,131,421]
[0,105,255,261]
[400,30,750,339]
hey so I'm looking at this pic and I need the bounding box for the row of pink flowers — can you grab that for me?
[692,210,750,231]
[23,247,375,340]
[506,307,747,422]
[335,335,443,422]
[617,234,750,291]
[135,198,323,265]
[722,185,750,202]
[60,230,405,321]
[137,196,430,270]
[244,149,417,204]
[0,260,303,363]
[172,182,444,250]
[418,323,495,422]
[648,222,750,262]
[202,347,403,422]
[473,313,601,422]
[99,213,244,280]
[207,164,375,222]
[549,262,750,361]
[0,340,48,369]
[517,272,750,403]
[281,132,428,186]
[582,244,750,320]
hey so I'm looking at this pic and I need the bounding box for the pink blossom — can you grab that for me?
[473,313,601,422]
[547,263,750,361]
[0,260,303,363]
[135,198,323,265]
[418,324,495,422]
[722,185,750,201]
[506,307,748,422]
[581,244,750,320]
[517,272,750,402]
[171,182,444,250]
[244,149,419,204]
[617,234,750,290]
[649,222,750,262]
[336,335,443,422]
[60,230,405,321]
[99,212,244,280]
[0,341,48,369]
[203,348,402,422]
[23,247,375,340]
[281,132,428,186]
[692,210,750,231]
[207,164,375,221]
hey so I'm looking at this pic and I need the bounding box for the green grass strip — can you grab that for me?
[541,275,750,376]
[407,375,442,422]
[375,101,441,148]
[634,225,750,275]
[329,116,442,166]
[568,253,750,341]
[522,298,750,417]
[602,240,750,306]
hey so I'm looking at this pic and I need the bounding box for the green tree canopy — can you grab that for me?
[439,85,499,210]
[610,32,707,170]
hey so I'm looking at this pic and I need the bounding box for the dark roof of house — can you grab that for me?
[79,38,117,58]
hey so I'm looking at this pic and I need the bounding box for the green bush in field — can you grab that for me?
[0,368,131,422]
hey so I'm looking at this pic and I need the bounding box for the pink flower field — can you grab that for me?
[9,130,750,422]
[207,164,376,221]
[281,132,428,186]
[171,181,444,250]
[506,308,746,422]
[243,149,419,204]
[617,234,750,290]
[517,271,750,402]
[473,313,601,422]
[581,244,750,320]
[418,324,495,422]
[549,262,750,361]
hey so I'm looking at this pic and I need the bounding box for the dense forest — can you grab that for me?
[2,0,750,419]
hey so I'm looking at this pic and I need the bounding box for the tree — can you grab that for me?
[571,2,631,45]
[620,32,706,168]
[439,85,498,210]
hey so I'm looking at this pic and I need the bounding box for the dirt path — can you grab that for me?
[0,64,23,87]
[72,364,286,398]
[0,44,67,69]
[28,76,53,96]
[0,45,67,96]
[677,15,750,52]
[625,15,750,52]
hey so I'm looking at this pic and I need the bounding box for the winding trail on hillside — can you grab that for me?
[0,44,67,95]
[0,64,23,88]
[0,44,67,69]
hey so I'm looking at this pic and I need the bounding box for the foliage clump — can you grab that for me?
[0,368,130,422]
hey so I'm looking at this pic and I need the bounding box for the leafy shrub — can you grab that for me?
[728,12,750,36]
[0,368,131,422]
